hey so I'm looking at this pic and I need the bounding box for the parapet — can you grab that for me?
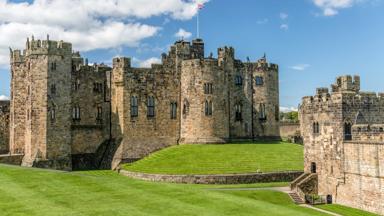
[23,36,72,56]
[316,88,329,95]
[331,75,360,93]
[218,46,235,60]
[113,57,131,69]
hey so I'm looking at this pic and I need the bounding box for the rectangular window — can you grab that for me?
[235,75,243,86]
[131,96,138,117]
[97,107,102,119]
[147,96,155,117]
[256,76,264,86]
[170,102,177,119]
[235,104,242,121]
[51,84,56,95]
[50,107,55,121]
[204,83,213,94]
[72,106,80,120]
[259,103,266,120]
[205,100,213,116]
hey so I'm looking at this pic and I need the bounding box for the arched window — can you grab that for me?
[235,103,242,121]
[344,122,352,140]
[130,96,138,117]
[147,96,155,117]
[170,102,177,119]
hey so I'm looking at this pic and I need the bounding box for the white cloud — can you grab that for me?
[312,0,365,16]
[280,24,289,30]
[0,0,210,68]
[133,57,162,68]
[280,106,298,113]
[280,13,288,20]
[0,95,9,100]
[174,28,192,39]
[289,64,311,71]
[256,18,268,25]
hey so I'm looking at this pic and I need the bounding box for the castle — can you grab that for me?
[296,75,384,215]
[1,36,280,170]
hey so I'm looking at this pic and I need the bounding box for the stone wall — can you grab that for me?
[279,122,300,139]
[300,75,384,215]
[0,101,10,154]
[119,170,303,184]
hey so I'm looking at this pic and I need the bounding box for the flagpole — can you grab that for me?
[197,9,200,38]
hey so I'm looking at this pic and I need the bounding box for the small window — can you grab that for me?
[50,107,56,121]
[51,62,57,71]
[313,122,320,134]
[183,99,189,116]
[72,106,80,120]
[73,79,80,91]
[235,103,242,121]
[51,84,56,95]
[147,96,155,117]
[235,75,243,86]
[170,102,177,119]
[344,123,352,140]
[205,100,213,116]
[96,106,102,120]
[131,96,138,117]
[204,83,213,94]
[259,103,266,120]
[93,83,103,93]
[255,76,264,85]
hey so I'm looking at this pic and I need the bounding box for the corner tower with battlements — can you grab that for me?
[298,75,384,215]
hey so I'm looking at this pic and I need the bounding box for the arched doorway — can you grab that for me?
[326,195,332,204]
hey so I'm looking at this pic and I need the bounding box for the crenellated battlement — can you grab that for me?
[331,75,360,93]
[113,57,131,69]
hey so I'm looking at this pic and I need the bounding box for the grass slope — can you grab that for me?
[0,164,326,216]
[316,204,378,216]
[123,142,304,174]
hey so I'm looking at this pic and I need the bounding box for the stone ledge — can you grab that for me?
[0,154,23,165]
[119,170,303,184]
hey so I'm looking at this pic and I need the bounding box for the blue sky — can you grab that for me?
[0,0,383,111]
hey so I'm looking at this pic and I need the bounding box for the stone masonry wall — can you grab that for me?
[0,101,10,154]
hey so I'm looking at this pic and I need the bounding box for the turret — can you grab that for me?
[218,46,234,66]
[191,38,204,59]
[331,75,360,93]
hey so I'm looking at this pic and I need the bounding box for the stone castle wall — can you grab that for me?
[0,101,10,154]
[7,37,280,170]
[300,75,384,215]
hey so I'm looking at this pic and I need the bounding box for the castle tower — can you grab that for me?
[18,37,73,170]
[252,56,279,138]
[9,48,27,155]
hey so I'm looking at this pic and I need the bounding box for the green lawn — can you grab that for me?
[316,204,378,216]
[122,142,304,174]
[0,164,327,216]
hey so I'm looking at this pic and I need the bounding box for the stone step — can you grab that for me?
[288,192,305,204]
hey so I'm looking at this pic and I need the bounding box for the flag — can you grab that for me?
[197,3,204,10]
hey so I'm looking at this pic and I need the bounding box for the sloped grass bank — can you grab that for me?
[122,142,304,175]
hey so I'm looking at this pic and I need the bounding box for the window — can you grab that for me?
[275,105,279,121]
[259,103,266,120]
[235,103,242,121]
[313,122,320,134]
[147,96,155,117]
[130,96,138,117]
[235,75,243,86]
[51,62,57,71]
[170,102,177,119]
[96,106,102,121]
[204,83,213,94]
[72,106,80,120]
[51,84,56,95]
[93,83,103,93]
[255,76,264,85]
[183,99,189,116]
[73,79,80,91]
[50,107,55,121]
[344,123,352,140]
[205,100,213,116]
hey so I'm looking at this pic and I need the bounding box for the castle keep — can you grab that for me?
[297,75,384,215]
[4,37,280,170]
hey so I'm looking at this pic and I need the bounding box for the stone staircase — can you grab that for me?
[288,192,305,204]
[290,172,318,204]
[290,172,310,190]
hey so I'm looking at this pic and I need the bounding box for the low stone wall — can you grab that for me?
[0,154,23,165]
[119,170,303,184]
